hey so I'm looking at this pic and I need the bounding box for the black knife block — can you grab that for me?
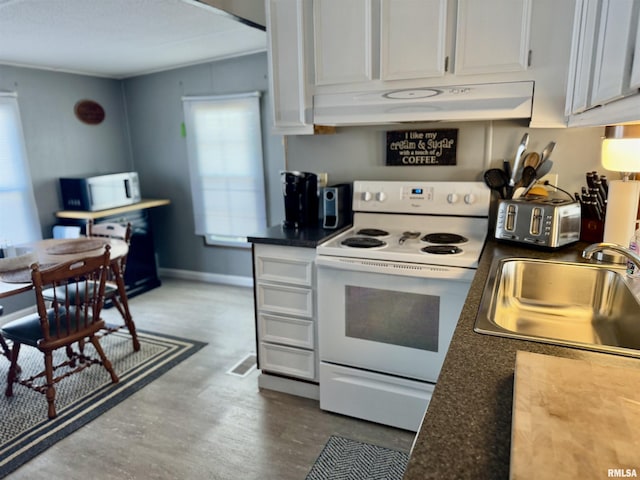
[580,218,604,243]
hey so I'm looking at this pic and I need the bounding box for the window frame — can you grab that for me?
[182,92,267,248]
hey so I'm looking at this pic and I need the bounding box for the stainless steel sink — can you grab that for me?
[474,258,640,357]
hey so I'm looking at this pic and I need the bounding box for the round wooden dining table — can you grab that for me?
[0,237,128,299]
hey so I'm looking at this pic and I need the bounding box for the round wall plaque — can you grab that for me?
[74,100,105,125]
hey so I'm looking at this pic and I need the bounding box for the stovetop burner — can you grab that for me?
[342,237,387,249]
[421,245,463,255]
[357,228,389,237]
[421,233,468,244]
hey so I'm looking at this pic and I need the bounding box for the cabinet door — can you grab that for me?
[590,0,636,106]
[380,0,447,80]
[566,0,601,115]
[454,0,531,75]
[629,8,640,90]
[313,0,373,85]
[266,0,313,134]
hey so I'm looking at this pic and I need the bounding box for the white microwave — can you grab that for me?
[59,172,141,211]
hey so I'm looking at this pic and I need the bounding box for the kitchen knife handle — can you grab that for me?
[601,175,608,195]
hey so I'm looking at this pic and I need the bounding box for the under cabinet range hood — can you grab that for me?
[313,81,534,125]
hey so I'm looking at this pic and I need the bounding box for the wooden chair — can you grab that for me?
[0,305,10,361]
[1,246,119,419]
[87,221,140,351]
[43,221,140,351]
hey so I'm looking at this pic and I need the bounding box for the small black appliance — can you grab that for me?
[282,171,319,229]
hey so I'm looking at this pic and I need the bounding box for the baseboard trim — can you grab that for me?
[258,372,320,401]
[158,267,254,288]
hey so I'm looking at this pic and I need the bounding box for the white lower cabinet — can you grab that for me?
[259,343,315,379]
[259,312,314,349]
[253,244,318,382]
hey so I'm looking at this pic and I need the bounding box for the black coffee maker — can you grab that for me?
[282,171,319,229]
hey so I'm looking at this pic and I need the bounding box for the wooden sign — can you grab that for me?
[74,100,105,125]
[386,129,458,166]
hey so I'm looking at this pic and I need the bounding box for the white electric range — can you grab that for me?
[316,181,490,431]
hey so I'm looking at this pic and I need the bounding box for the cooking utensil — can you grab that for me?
[535,159,553,178]
[522,152,541,169]
[512,166,537,198]
[503,159,512,179]
[509,133,529,188]
[521,166,540,197]
[484,168,509,199]
[503,160,513,198]
[539,141,556,164]
[398,231,420,244]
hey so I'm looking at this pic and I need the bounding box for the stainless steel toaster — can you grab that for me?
[494,197,581,248]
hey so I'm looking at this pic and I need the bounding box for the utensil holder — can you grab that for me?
[580,218,604,243]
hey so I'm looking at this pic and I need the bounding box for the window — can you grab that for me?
[182,92,266,247]
[0,93,40,245]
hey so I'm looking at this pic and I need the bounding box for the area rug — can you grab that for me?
[0,330,206,478]
[306,435,409,480]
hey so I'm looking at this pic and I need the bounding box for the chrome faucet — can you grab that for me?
[582,242,640,271]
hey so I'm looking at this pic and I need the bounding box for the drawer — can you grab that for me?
[259,342,316,380]
[258,313,314,349]
[254,245,315,287]
[257,283,313,318]
[319,362,433,431]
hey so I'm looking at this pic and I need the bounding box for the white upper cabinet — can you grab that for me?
[266,0,576,130]
[313,0,373,85]
[589,0,637,106]
[266,0,314,134]
[627,6,640,90]
[566,0,600,114]
[380,0,447,81]
[312,0,532,88]
[454,0,531,75]
[566,0,640,126]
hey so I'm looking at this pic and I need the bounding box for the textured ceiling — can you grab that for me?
[0,0,266,79]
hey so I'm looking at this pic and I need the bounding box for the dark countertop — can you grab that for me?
[403,239,640,479]
[247,223,351,248]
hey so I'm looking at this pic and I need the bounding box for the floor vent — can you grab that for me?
[227,353,257,377]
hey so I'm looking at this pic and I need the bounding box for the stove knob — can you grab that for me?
[447,193,459,204]
[361,191,373,202]
[464,193,476,204]
[376,192,387,202]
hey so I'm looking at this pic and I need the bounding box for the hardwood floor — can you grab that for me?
[9,278,415,479]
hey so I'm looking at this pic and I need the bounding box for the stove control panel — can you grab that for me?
[401,186,434,201]
[352,181,490,216]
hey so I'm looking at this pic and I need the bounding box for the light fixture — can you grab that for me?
[601,124,640,253]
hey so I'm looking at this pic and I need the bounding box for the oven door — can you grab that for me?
[316,255,475,383]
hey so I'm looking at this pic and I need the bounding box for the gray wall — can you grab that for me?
[0,65,132,239]
[123,52,284,278]
[285,120,605,196]
[0,65,132,312]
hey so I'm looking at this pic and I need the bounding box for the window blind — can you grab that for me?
[182,92,266,245]
[0,93,41,244]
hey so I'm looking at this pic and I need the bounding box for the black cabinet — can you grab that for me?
[97,209,161,298]
[56,200,169,300]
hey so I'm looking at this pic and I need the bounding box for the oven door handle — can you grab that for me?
[316,255,476,281]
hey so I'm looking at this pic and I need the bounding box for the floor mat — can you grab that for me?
[306,435,409,480]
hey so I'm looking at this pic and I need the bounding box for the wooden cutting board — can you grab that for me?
[511,351,640,479]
